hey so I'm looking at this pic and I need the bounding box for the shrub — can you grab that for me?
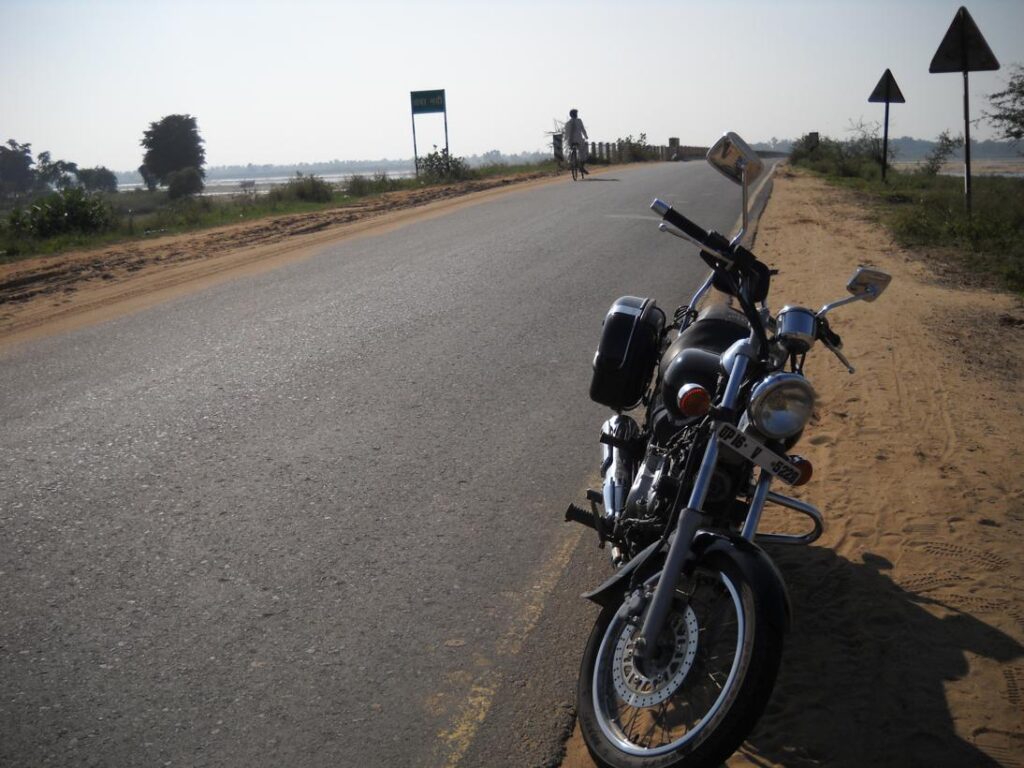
[109,188,166,216]
[616,133,656,162]
[920,131,964,176]
[165,195,214,225]
[267,173,335,203]
[346,171,403,197]
[6,187,114,238]
[346,174,372,196]
[167,166,204,199]
[417,147,474,182]
[790,130,884,178]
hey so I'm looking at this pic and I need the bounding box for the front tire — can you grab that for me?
[577,555,783,768]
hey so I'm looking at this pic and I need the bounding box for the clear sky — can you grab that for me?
[2,0,1022,171]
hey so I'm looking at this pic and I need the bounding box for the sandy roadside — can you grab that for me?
[562,169,1024,767]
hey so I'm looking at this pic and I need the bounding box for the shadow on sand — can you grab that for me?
[736,545,1023,767]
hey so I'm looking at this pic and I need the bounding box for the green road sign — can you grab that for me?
[409,89,449,177]
[411,89,446,114]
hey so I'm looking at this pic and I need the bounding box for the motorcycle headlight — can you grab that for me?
[748,373,816,440]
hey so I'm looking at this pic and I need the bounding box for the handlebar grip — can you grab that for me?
[651,199,710,246]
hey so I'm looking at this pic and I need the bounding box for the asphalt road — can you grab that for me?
[1,162,757,767]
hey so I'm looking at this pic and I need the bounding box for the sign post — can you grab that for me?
[929,6,1000,214]
[868,69,905,182]
[410,89,448,177]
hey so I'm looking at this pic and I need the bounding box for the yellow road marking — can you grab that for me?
[435,501,589,767]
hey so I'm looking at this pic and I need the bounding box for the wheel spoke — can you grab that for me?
[660,702,673,745]
[594,568,749,754]
[638,700,668,747]
[625,702,642,737]
[707,670,725,691]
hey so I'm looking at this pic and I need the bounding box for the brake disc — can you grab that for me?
[611,605,700,708]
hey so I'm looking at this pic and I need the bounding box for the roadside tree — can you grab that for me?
[35,151,79,191]
[138,164,158,192]
[139,114,206,186]
[0,139,35,200]
[985,64,1024,147]
[77,166,119,193]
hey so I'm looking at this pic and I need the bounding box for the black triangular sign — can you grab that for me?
[929,6,1000,73]
[868,69,906,104]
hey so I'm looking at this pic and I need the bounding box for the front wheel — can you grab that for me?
[577,555,783,768]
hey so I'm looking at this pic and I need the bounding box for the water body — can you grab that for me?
[118,170,417,195]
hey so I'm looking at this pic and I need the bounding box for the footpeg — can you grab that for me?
[565,503,596,529]
[564,502,607,548]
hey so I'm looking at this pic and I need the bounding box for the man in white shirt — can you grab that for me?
[565,108,589,175]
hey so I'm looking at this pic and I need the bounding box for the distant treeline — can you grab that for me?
[115,149,552,184]
[752,137,1021,161]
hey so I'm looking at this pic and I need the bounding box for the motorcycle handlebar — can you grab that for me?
[651,198,770,359]
[651,199,709,243]
[651,199,732,262]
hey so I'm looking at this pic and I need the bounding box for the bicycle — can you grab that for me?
[568,142,583,181]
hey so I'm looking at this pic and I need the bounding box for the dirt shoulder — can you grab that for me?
[563,169,1024,767]
[0,169,574,348]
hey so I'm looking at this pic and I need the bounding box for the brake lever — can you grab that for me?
[823,338,855,374]
[659,221,694,243]
[658,223,732,264]
[815,315,853,373]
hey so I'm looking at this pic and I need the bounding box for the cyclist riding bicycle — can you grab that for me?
[565,108,589,176]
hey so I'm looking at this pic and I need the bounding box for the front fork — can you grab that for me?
[635,340,763,661]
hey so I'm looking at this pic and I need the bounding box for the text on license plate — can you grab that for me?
[716,424,800,485]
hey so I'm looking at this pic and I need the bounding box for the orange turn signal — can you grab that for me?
[677,384,712,418]
[789,455,814,486]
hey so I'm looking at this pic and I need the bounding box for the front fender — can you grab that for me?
[581,538,665,608]
[692,531,792,632]
[582,530,792,632]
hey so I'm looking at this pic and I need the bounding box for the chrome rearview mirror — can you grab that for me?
[819,266,892,317]
[707,132,764,244]
[846,267,891,301]
[707,132,764,187]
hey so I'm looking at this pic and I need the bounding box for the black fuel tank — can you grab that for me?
[660,305,749,420]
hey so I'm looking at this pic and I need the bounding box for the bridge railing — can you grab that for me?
[556,140,710,164]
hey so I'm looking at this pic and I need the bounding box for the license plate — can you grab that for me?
[716,423,801,485]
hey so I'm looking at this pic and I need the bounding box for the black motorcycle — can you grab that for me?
[566,132,891,768]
